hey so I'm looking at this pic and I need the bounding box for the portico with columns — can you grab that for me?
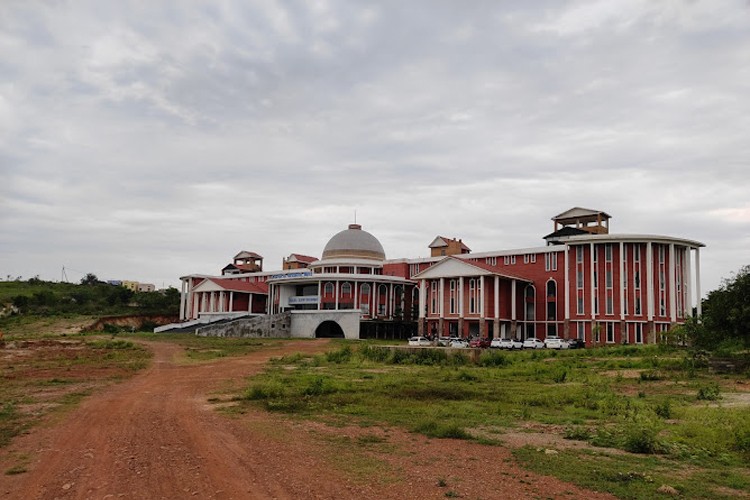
[412,257,531,339]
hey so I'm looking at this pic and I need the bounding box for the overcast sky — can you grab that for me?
[1,0,748,297]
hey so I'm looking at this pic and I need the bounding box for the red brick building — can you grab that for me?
[178,208,704,344]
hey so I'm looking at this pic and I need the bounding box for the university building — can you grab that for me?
[176,208,704,344]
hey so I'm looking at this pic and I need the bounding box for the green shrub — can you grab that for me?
[244,381,286,400]
[325,346,352,364]
[622,418,663,454]
[563,426,592,441]
[358,345,390,363]
[654,400,672,419]
[552,368,568,384]
[456,370,477,382]
[639,370,661,381]
[696,383,721,401]
[478,350,509,367]
[413,419,470,439]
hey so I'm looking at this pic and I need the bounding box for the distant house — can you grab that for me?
[282,253,318,270]
[137,283,156,293]
[122,280,139,292]
[222,251,264,275]
[429,236,471,257]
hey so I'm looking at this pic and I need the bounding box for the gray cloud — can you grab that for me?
[1,0,748,293]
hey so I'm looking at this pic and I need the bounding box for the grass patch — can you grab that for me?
[235,341,750,497]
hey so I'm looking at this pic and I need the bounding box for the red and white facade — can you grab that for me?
[178,208,704,345]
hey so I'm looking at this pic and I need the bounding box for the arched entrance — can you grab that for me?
[315,320,345,338]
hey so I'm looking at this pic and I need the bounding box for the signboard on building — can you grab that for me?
[270,271,313,280]
[288,296,319,305]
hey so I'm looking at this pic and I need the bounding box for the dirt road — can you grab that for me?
[1,340,613,499]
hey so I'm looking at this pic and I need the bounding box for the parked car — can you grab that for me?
[523,337,545,349]
[449,339,469,349]
[567,338,586,349]
[503,338,524,350]
[469,338,491,348]
[490,338,504,349]
[437,336,452,347]
[408,336,431,346]
[544,336,568,349]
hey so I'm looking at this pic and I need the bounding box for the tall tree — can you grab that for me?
[702,265,750,347]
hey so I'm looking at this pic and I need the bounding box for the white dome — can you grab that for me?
[321,224,385,261]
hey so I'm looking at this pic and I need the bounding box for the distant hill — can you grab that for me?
[0,279,179,318]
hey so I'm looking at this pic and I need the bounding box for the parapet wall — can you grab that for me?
[196,312,292,338]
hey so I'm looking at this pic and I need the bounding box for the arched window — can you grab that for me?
[360,283,370,297]
[449,279,457,314]
[469,279,476,313]
[546,280,557,336]
[341,282,352,296]
[324,282,334,295]
[525,284,536,338]
[412,287,420,321]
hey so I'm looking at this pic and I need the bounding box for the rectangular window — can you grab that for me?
[511,255,516,265]
[503,256,510,265]
[577,270,583,288]
[545,253,558,271]
[606,269,613,288]
[485,257,497,266]
[524,254,530,264]
[606,294,613,315]
[577,322,585,340]
[531,254,536,263]
[635,323,643,344]
[605,244,613,262]
[606,322,615,343]
[577,295,584,315]
[635,297,641,315]
[576,246,584,263]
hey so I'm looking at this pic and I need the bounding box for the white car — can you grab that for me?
[449,339,469,349]
[408,336,431,346]
[490,338,504,349]
[544,336,569,349]
[504,338,524,350]
[523,337,545,349]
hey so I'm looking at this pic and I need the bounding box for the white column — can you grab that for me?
[419,280,427,319]
[210,292,216,312]
[695,248,702,317]
[389,283,394,318]
[511,280,517,321]
[590,243,596,319]
[480,275,485,318]
[219,291,225,312]
[439,278,445,319]
[317,281,321,311]
[685,248,693,317]
[669,243,677,323]
[564,246,570,320]
[179,279,186,320]
[229,291,234,312]
[494,276,500,319]
[354,281,359,311]
[458,277,464,316]
[335,281,339,310]
[647,242,654,320]
[619,241,625,320]
[248,293,253,313]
